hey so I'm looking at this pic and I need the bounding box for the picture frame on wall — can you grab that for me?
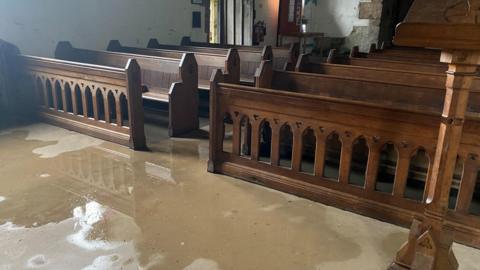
[191,0,204,5]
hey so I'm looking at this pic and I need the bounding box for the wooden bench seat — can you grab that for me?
[209,68,480,249]
[55,42,198,136]
[107,40,240,91]
[15,55,146,149]
[148,38,270,86]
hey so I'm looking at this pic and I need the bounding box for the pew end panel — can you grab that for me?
[238,47,271,86]
[55,41,77,61]
[295,53,312,72]
[208,69,225,173]
[181,36,192,46]
[106,40,123,52]
[167,53,199,137]
[125,59,147,150]
[147,38,162,49]
[0,39,35,123]
[224,48,241,84]
[254,60,273,89]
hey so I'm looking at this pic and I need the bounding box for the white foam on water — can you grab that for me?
[0,222,25,231]
[0,196,5,203]
[26,254,48,268]
[67,201,124,251]
[39,174,50,179]
[82,254,121,270]
[184,258,221,270]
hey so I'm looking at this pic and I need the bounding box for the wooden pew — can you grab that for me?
[16,55,146,149]
[148,38,271,85]
[209,68,480,249]
[256,60,480,113]
[181,36,300,71]
[366,43,442,63]
[296,53,480,92]
[55,42,198,137]
[107,40,240,91]
[326,48,449,74]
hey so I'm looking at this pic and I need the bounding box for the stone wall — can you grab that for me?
[304,0,386,53]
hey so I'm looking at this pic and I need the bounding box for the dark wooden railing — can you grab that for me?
[19,55,146,149]
[209,70,480,248]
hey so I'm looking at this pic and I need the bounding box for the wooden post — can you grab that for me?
[389,50,480,270]
[125,59,147,151]
[208,69,224,173]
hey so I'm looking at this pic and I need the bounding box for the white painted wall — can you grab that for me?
[0,0,207,57]
[303,0,369,37]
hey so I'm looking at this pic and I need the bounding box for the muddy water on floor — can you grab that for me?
[0,123,478,270]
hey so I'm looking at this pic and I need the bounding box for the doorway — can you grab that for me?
[209,0,255,45]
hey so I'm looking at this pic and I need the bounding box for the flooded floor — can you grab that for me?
[0,121,479,270]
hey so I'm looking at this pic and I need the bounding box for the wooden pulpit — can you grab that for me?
[390,0,480,269]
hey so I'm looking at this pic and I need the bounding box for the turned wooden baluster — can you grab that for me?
[314,128,328,177]
[61,83,68,112]
[232,114,241,156]
[115,94,123,126]
[72,86,79,115]
[82,87,89,118]
[365,138,382,192]
[338,133,354,185]
[250,116,262,161]
[393,145,413,198]
[291,123,304,172]
[104,92,112,123]
[52,80,59,111]
[92,89,99,120]
[38,77,48,107]
[270,121,281,166]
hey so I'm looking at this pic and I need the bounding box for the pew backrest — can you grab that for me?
[149,38,271,84]
[108,40,240,89]
[296,53,446,89]
[257,60,480,113]
[55,41,197,102]
[181,37,299,71]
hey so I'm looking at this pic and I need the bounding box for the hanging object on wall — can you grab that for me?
[253,21,266,45]
[305,0,317,5]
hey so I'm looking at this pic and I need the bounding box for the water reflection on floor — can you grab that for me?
[0,121,479,270]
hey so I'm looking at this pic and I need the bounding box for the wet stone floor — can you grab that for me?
[0,121,479,270]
